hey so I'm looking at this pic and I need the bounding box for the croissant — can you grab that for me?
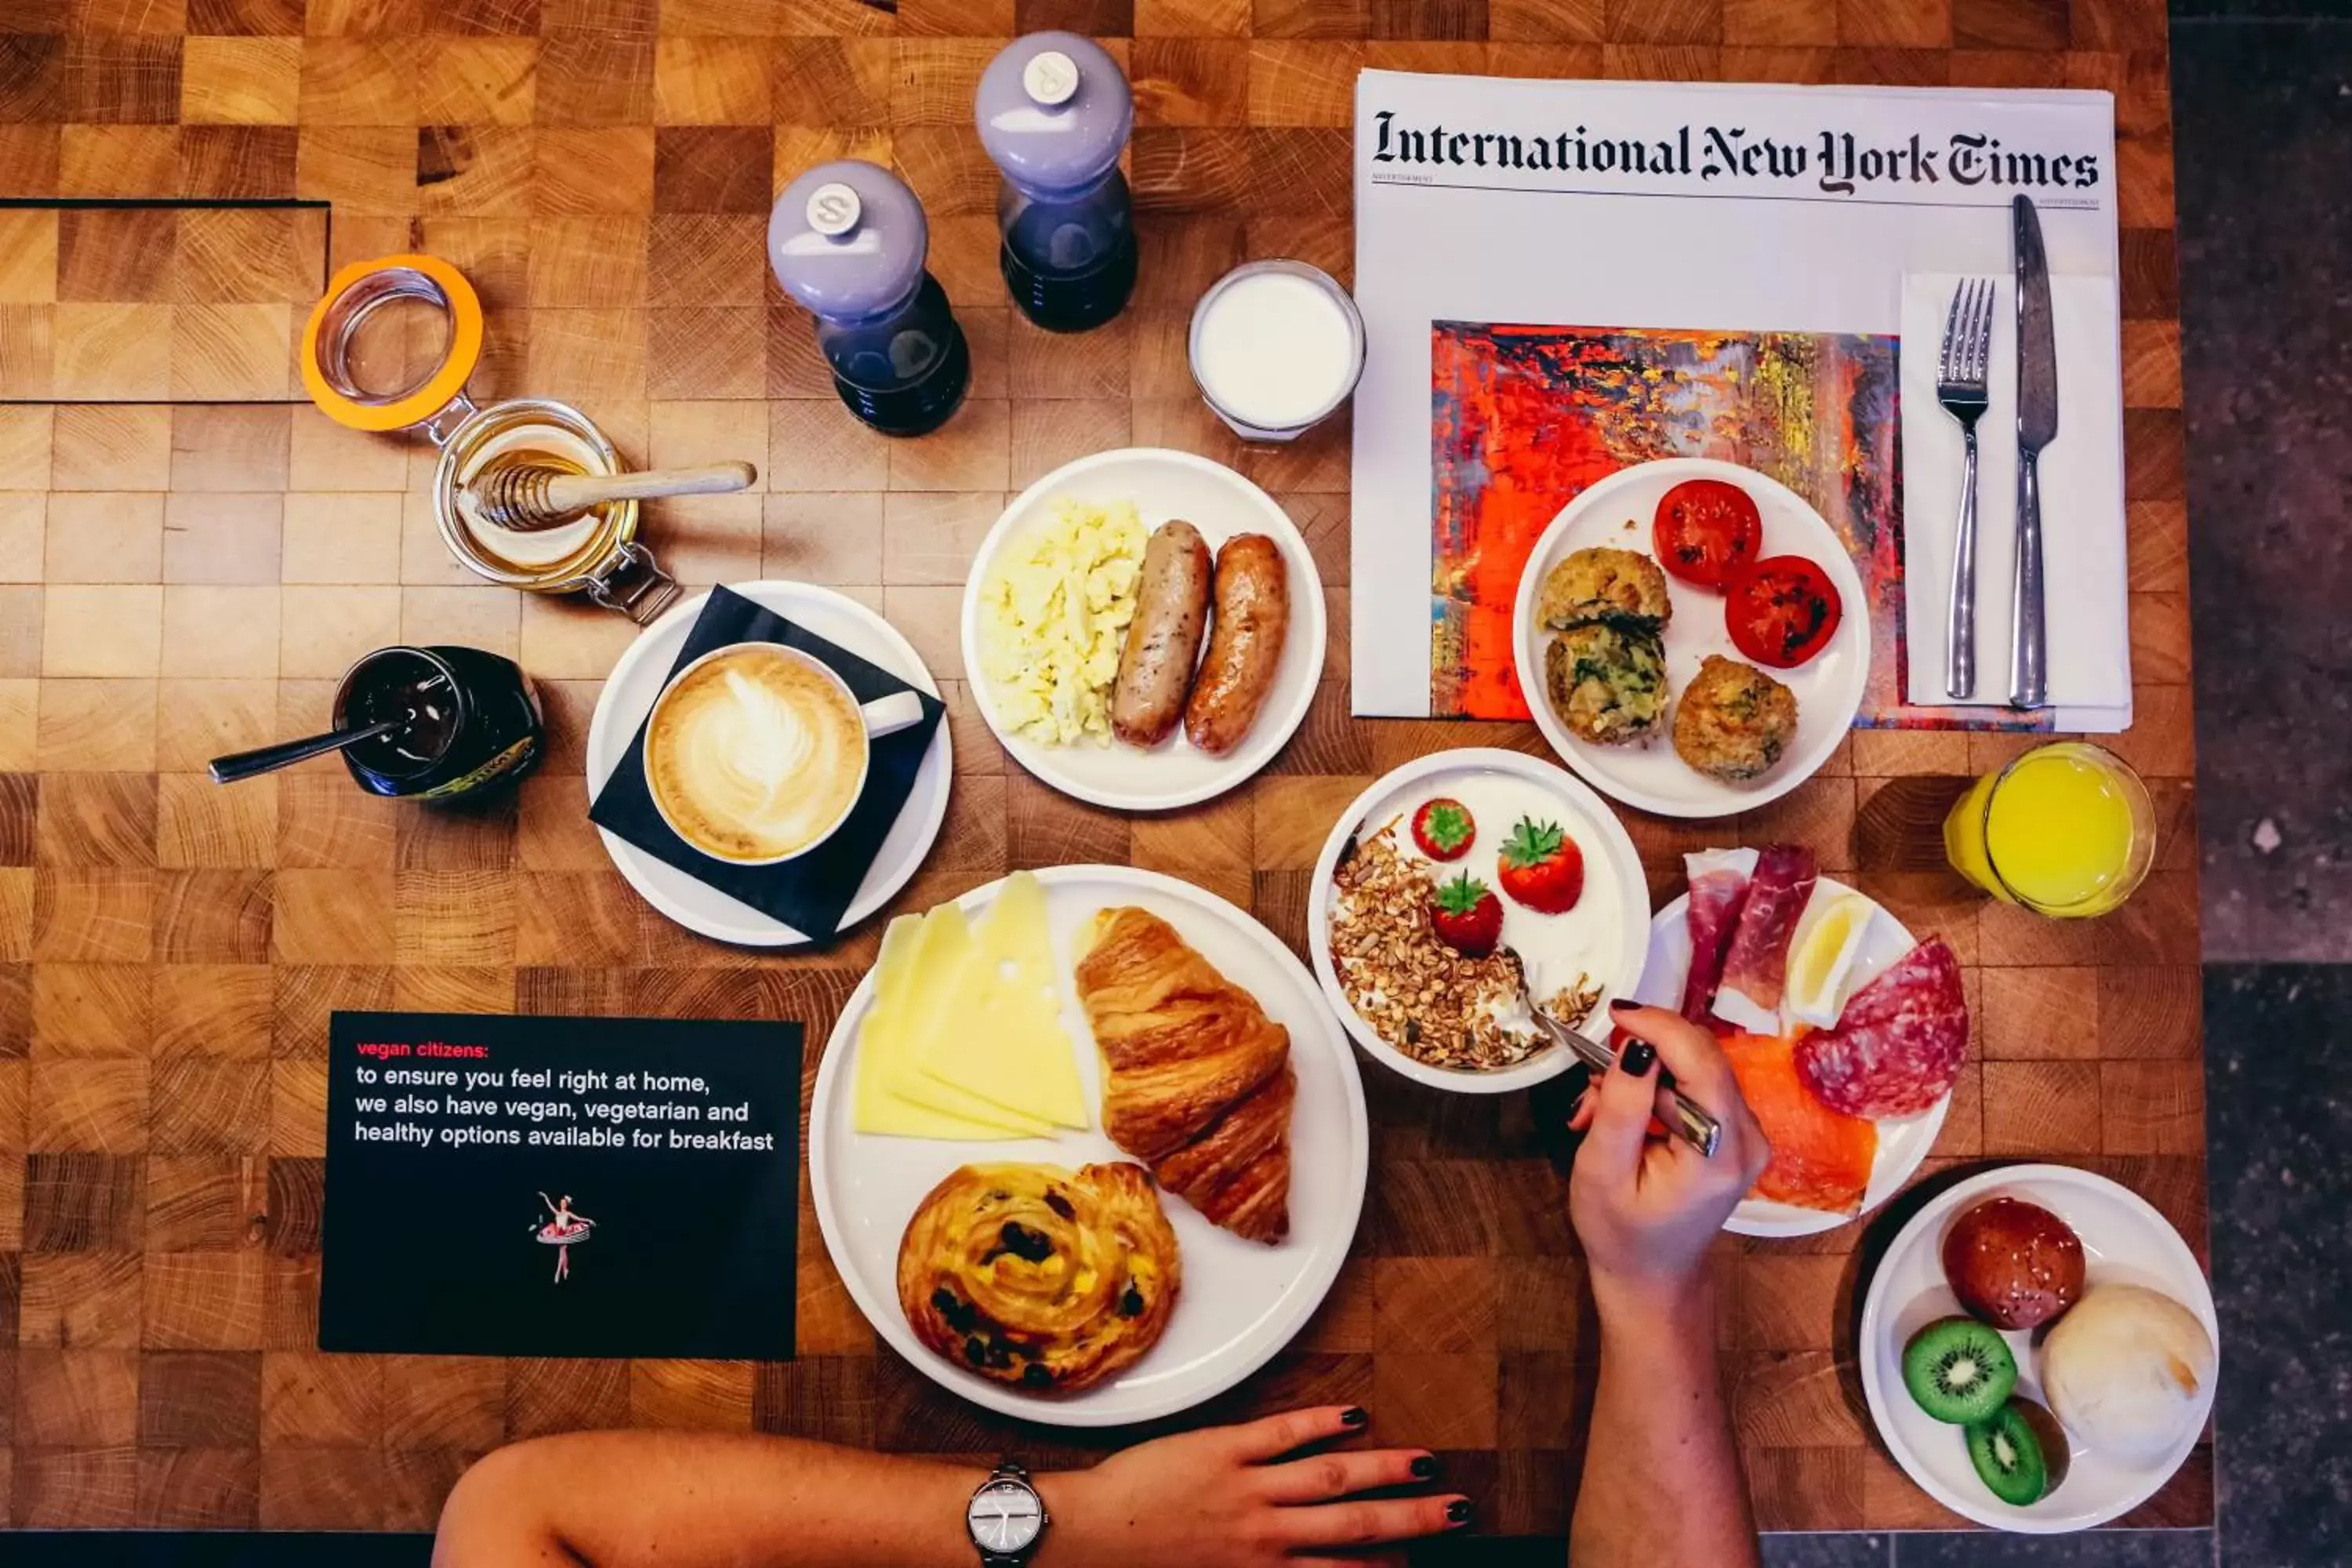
[1076,907,1294,1243]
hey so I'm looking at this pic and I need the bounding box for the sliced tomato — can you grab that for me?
[1653,479,1762,588]
[1726,555,1842,668]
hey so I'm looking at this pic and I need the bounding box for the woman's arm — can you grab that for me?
[434,1431,982,1567]
[432,1406,1470,1568]
[1566,1004,1773,1568]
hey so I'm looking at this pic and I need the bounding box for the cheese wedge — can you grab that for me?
[913,873,1090,1129]
[853,914,1051,1139]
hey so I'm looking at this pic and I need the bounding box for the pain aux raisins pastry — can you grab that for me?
[896,1162,1181,1393]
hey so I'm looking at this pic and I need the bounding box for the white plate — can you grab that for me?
[584,582,953,949]
[809,866,1368,1426]
[959,448,1327,812]
[1511,457,1870,819]
[1860,1163,2219,1533]
[1635,876,1949,1237]
[1307,749,1650,1094]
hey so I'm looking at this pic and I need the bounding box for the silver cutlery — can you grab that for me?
[2010,194,2058,710]
[1936,277,1994,700]
[1498,946,1722,1158]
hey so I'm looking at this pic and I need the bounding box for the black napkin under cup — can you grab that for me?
[589,585,945,941]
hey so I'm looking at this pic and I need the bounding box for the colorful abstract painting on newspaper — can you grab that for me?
[1429,321,2045,730]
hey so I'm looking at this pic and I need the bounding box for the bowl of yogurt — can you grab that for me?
[1306,747,1650,1094]
[1188,260,1365,442]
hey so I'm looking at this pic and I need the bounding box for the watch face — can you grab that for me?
[967,1479,1044,1555]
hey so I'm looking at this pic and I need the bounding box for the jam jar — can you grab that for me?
[333,645,544,802]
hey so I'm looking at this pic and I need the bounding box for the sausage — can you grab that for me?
[1183,533,1290,756]
[1110,520,1210,748]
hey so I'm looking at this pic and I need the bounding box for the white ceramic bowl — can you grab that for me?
[1859,1163,2218,1533]
[959,448,1327,812]
[1511,457,1869,819]
[1307,748,1650,1094]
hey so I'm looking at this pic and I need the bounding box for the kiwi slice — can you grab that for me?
[1900,1316,2018,1425]
[2012,1397,2071,1495]
[1966,1399,2050,1506]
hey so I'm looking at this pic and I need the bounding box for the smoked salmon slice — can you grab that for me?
[1722,1029,1877,1214]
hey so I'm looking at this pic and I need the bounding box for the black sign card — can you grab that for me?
[321,1011,799,1361]
[586,584,947,942]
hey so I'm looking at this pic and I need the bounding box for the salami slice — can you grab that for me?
[1679,848,1755,1022]
[1713,844,1817,1032]
[1794,938,1967,1119]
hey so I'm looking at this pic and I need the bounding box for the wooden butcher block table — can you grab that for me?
[0,0,2199,1539]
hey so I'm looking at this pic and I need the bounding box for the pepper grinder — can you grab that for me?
[976,32,1137,333]
[769,160,971,437]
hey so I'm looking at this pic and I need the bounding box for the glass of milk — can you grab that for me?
[1187,260,1365,442]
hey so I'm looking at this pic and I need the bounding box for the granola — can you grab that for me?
[1327,825,1602,1071]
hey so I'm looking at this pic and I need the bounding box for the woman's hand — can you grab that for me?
[1567,1003,1771,1322]
[1041,1405,1467,1568]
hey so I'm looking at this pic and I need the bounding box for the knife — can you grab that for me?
[2009,194,2057,710]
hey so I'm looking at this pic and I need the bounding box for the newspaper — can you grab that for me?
[1349,71,2126,730]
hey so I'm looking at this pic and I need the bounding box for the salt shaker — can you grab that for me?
[768,160,971,437]
[976,32,1137,332]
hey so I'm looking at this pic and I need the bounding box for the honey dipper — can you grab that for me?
[467,459,757,532]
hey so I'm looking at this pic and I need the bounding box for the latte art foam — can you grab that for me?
[648,648,866,862]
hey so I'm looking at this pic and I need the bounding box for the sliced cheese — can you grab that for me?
[853,913,1050,1140]
[912,873,1089,1130]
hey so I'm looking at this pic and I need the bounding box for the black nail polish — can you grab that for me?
[1608,997,1637,1013]
[1411,1455,1439,1479]
[1339,1406,1367,1427]
[1620,1040,1656,1076]
[1446,1499,1472,1524]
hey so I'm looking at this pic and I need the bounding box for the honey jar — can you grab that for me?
[300,254,680,623]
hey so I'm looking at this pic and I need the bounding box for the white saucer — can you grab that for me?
[583,581,953,948]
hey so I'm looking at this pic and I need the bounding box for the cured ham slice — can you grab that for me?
[1722,1031,1877,1214]
[1712,845,1818,1033]
[1795,938,1968,1119]
[1679,848,1756,1023]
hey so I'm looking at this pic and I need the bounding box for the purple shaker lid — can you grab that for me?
[975,32,1132,193]
[768,159,929,319]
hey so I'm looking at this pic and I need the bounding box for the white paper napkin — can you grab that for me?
[1900,272,2132,725]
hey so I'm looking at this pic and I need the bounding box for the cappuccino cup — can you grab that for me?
[643,641,924,866]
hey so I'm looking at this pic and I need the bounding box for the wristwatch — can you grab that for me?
[966,1459,1050,1566]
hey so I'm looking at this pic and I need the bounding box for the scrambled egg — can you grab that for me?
[978,497,1146,746]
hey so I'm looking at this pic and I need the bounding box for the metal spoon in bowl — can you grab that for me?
[1498,945,1722,1158]
[207,717,405,785]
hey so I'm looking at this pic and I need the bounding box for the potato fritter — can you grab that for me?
[1544,621,1669,746]
[1537,546,1672,631]
[1672,654,1798,781]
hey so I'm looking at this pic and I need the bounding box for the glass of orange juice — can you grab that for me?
[1944,741,2155,917]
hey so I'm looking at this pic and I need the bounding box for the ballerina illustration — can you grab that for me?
[531,1191,595,1283]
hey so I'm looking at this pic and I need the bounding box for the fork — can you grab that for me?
[1936,278,1994,699]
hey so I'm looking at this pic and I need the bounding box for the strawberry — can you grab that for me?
[1497,817,1585,914]
[1428,873,1503,957]
[1410,797,1475,861]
